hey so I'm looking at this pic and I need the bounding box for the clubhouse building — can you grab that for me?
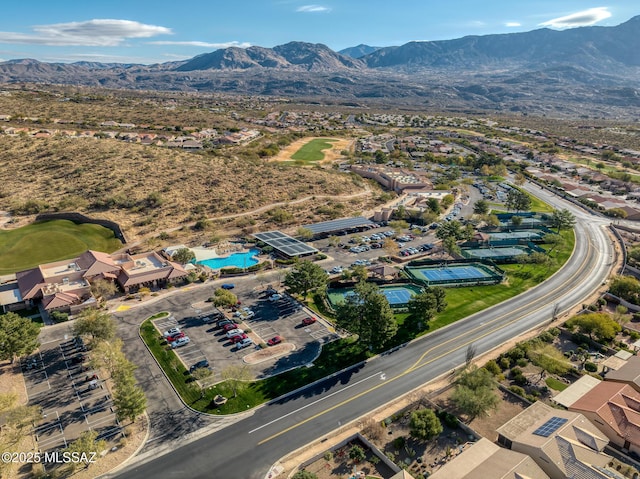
[0,250,188,314]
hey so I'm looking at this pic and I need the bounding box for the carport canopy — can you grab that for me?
[302,216,375,236]
[253,231,318,258]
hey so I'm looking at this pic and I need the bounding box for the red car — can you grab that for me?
[229,333,248,343]
[267,336,283,346]
[301,317,317,326]
[222,323,240,332]
[166,332,185,342]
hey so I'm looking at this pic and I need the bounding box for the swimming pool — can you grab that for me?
[197,248,260,269]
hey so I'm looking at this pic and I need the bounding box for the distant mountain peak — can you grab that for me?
[339,44,383,59]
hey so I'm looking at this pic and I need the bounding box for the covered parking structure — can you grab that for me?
[253,231,318,259]
[302,216,375,238]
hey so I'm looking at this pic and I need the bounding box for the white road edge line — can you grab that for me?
[248,371,382,434]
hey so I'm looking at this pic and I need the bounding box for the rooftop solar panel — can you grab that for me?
[253,231,318,257]
[532,416,567,437]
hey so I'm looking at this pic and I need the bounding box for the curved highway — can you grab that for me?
[116,184,617,479]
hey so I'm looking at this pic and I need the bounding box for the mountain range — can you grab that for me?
[1,16,639,117]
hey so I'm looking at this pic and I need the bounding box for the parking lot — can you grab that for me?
[150,288,338,381]
[22,338,123,458]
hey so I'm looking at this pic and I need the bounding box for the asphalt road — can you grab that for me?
[114,183,617,479]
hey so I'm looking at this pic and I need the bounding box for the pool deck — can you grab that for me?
[191,246,219,261]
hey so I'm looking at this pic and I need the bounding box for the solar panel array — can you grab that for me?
[532,416,568,437]
[253,231,318,257]
[303,216,374,235]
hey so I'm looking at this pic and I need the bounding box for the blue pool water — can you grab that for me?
[197,249,260,269]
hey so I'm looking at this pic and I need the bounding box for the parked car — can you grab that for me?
[71,355,85,364]
[268,294,282,302]
[221,283,235,290]
[217,319,233,328]
[190,360,210,373]
[163,327,181,338]
[267,336,283,346]
[229,333,249,343]
[226,329,245,339]
[302,317,317,326]
[166,332,185,342]
[170,337,190,348]
[223,323,240,332]
[236,338,254,349]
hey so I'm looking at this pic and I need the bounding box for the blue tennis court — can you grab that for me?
[328,284,423,308]
[414,265,491,282]
[405,261,504,286]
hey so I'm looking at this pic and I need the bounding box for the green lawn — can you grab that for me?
[290,138,337,162]
[0,220,122,274]
[545,377,568,391]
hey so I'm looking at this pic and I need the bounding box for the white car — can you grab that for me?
[163,327,181,338]
[170,336,190,348]
[235,338,254,349]
[226,328,245,339]
[268,294,282,302]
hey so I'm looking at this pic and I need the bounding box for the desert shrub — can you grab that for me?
[484,360,501,376]
[500,357,511,369]
[509,385,525,396]
[584,362,598,372]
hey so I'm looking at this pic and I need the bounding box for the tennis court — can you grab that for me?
[327,284,423,309]
[462,246,529,261]
[405,261,504,287]
[488,231,543,241]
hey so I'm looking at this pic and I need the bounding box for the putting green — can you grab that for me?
[290,138,337,162]
[0,220,123,274]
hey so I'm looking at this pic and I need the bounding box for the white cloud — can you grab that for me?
[539,7,611,28]
[296,5,331,13]
[505,22,521,27]
[149,40,251,48]
[0,19,172,46]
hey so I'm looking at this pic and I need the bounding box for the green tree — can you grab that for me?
[514,173,526,186]
[410,408,443,440]
[351,264,369,283]
[406,288,447,330]
[292,471,318,479]
[0,392,41,478]
[609,276,640,304]
[550,208,576,233]
[427,198,441,214]
[90,278,118,300]
[296,227,314,241]
[511,215,523,226]
[473,199,489,215]
[436,220,470,242]
[62,430,107,473]
[0,312,40,363]
[221,364,252,398]
[451,365,499,419]
[566,313,621,343]
[383,237,400,257]
[283,260,328,299]
[212,288,238,308]
[441,194,455,209]
[505,189,531,212]
[72,308,115,342]
[543,233,565,254]
[90,339,129,379]
[389,219,409,231]
[335,281,397,350]
[113,376,147,423]
[349,444,366,463]
[172,247,195,264]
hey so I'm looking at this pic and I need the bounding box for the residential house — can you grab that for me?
[569,381,640,455]
[496,401,613,479]
[605,356,640,393]
[429,438,550,479]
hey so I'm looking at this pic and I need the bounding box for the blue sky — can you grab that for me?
[0,1,637,64]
